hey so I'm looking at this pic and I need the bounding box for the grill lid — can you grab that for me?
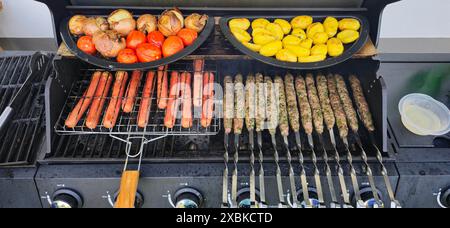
[37,0,400,47]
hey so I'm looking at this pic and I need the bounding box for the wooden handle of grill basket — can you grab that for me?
[115,170,140,208]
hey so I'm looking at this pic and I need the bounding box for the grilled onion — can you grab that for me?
[157,8,184,37]
[185,13,208,33]
[92,30,126,58]
[69,15,87,36]
[83,17,109,36]
[137,14,157,34]
[111,18,136,36]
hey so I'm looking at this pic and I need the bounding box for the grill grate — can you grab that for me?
[0,53,54,166]
[54,62,221,136]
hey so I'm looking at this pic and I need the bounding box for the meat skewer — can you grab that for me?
[86,72,113,129]
[306,73,335,208]
[157,65,168,109]
[222,75,234,208]
[254,73,266,207]
[137,71,156,128]
[265,76,285,208]
[284,73,308,208]
[164,71,180,129]
[231,74,244,207]
[181,72,193,128]
[65,71,102,128]
[327,74,362,207]
[349,75,401,208]
[245,74,257,207]
[296,75,324,207]
[317,74,350,207]
[335,74,383,208]
[122,70,142,113]
[103,71,128,129]
[275,75,298,208]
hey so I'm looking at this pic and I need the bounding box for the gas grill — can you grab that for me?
[0,0,449,208]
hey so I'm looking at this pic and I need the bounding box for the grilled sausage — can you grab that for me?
[86,72,113,129]
[193,59,204,107]
[295,75,313,135]
[201,98,214,128]
[223,75,234,134]
[103,71,128,129]
[157,65,168,109]
[306,74,324,135]
[265,76,278,135]
[65,71,102,128]
[203,71,215,98]
[122,70,142,113]
[349,75,375,132]
[255,73,266,132]
[335,74,359,133]
[275,76,289,137]
[137,71,156,128]
[327,74,348,138]
[233,74,245,134]
[164,71,180,128]
[284,73,300,133]
[245,75,256,131]
[181,72,193,128]
[316,74,335,130]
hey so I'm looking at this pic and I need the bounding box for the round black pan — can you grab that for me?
[220,15,369,70]
[60,15,214,71]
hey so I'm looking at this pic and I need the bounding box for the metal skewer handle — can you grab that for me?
[307,134,325,208]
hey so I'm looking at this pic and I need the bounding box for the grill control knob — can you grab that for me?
[174,188,203,208]
[438,186,450,208]
[297,187,321,208]
[113,191,144,208]
[51,189,83,208]
[353,186,384,208]
[236,187,260,208]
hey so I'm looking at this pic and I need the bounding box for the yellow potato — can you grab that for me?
[299,38,313,49]
[274,19,292,34]
[338,18,361,31]
[337,30,360,44]
[285,45,310,57]
[259,40,283,57]
[291,28,307,40]
[291,15,313,29]
[231,28,251,43]
[282,35,302,47]
[252,18,270,30]
[265,23,284,40]
[311,44,328,56]
[327,38,344,57]
[229,18,251,30]
[306,22,325,39]
[323,16,339,37]
[252,28,272,37]
[253,33,277,45]
[276,49,297,62]
[298,55,326,63]
[313,32,329,45]
[242,42,262,52]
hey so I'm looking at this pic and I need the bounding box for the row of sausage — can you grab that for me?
[64,61,216,130]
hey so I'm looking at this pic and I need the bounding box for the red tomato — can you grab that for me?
[117,48,138,64]
[147,31,165,48]
[126,30,147,49]
[162,36,184,57]
[177,28,198,46]
[77,36,96,55]
[136,43,162,62]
